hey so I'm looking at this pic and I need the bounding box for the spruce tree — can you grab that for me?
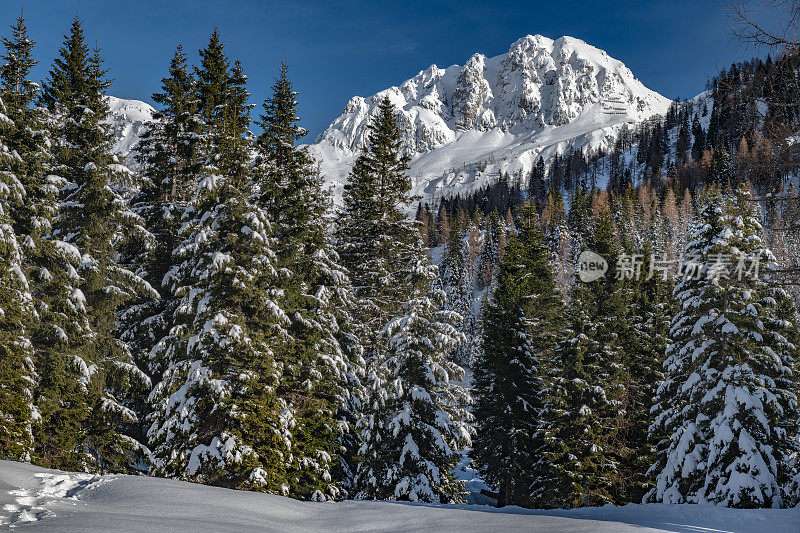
[339,97,472,502]
[120,45,204,450]
[123,45,201,381]
[441,209,473,367]
[648,189,800,508]
[356,287,471,502]
[472,202,565,508]
[1,14,100,471]
[148,30,290,492]
[41,17,156,472]
[542,210,629,507]
[617,241,674,502]
[254,62,364,499]
[0,92,35,461]
[337,96,416,352]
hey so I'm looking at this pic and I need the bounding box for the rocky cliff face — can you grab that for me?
[307,35,671,209]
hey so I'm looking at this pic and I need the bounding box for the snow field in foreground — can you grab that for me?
[0,460,798,532]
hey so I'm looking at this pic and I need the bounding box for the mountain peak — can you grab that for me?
[308,35,671,209]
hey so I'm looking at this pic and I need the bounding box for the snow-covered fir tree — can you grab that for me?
[0,91,35,461]
[357,285,472,502]
[147,29,292,492]
[254,62,364,499]
[41,17,156,472]
[648,188,800,508]
[0,14,96,472]
[340,97,472,502]
[472,202,565,508]
[541,209,630,507]
[617,240,675,502]
[337,96,417,353]
[122,44,202,383]
[440,209,474,367]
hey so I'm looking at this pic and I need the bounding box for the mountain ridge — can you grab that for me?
[102,35,673,208]
[306,34,671,209]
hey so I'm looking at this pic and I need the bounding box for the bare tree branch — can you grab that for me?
[728,0,800,52]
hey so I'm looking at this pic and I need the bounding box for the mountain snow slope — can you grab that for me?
[104,96,154,165]
[307,35,671,210]
[1,461,798,533]
[102,36,670,210]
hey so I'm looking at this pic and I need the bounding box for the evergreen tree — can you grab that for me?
[0,92,35,461]
[709,146,733,186]
[337,96,417,353]
[121,45,203,448]
[541,210,629,507]
[472,202,565,508]
[441,210,472,366]
[339,97,472,502]
[528,157,546,202]
[254,62,364,499]
[617,242,674,502]
[148,30,290,492]
[691,114,705,162]
[648,189,800,508]
[1,14,91,471]
[41,17,154,472]
[356,286,471,502]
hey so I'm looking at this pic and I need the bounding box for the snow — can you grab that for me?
[100,36,671,213]
[305,34,671,210]
[0,461,797,532]
[103,96,154,166]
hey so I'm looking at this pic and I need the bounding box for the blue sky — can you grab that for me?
[1,1,762,140]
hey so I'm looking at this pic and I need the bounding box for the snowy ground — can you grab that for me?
[1,461,798,532]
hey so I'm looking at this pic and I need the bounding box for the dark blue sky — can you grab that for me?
[1,1,762,140]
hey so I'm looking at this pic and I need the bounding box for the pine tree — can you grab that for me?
[356,286,471,502]
[41,18,156,472]
[147,30,290,492]
[472,202,565,508]
[542,210,629,507]
[0,91,35,461]
[648,189,800,508]
[254,62,364,499]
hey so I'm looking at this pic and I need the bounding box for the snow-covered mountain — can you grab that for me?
[307,35,671,209]
[105,96,154,165]
[102,35,672,208]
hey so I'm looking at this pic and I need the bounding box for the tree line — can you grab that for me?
[0,15,469,502]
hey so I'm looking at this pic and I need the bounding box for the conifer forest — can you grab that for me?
[2,2,800,530]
